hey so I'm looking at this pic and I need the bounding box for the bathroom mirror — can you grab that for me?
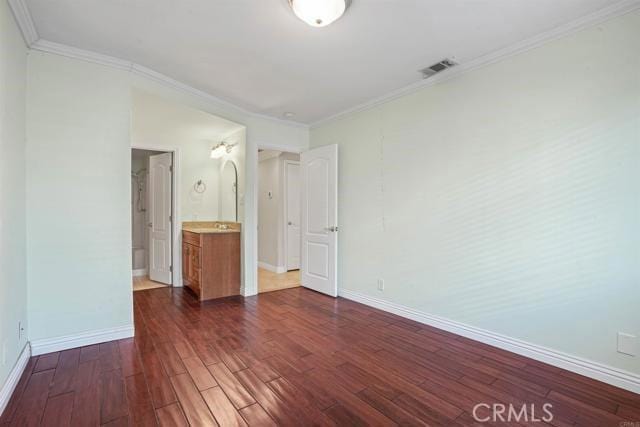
[219,160,238,222]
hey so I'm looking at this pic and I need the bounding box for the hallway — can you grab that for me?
[133,276,168,292]
[257,268,300,294]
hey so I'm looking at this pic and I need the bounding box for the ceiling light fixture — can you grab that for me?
[288,0,351,27]
[210,141,235,159]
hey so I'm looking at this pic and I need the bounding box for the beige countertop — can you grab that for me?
[182,221,241,234]
[182,226,240,234]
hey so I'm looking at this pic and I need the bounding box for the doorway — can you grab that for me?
[254,144,339,297]
[131,148,174,291]
[284,160,301,271]
[257,150,301,293]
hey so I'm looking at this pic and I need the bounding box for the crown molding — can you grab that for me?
[29,39,308,129]
[31,39,132,70]
[7,0,306,128]
[9,0,639,129]
[8,0,307,129]
[310,0,640,128]
[130,63,309,129]
[7,0,38,46]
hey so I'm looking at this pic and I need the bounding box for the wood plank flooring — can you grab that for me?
[2,286,639,426]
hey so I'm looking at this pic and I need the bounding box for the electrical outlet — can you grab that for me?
[377,278,384,291]
[617,332,637,356]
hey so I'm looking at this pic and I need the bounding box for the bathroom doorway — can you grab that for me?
[257,149,302,293]
[131,148,174,291]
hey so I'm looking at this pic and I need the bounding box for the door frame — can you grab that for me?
[251,143,304,296]
[283,159,300,272]
[131,145,181,287]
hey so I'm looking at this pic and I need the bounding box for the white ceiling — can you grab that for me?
[26,0,622,124]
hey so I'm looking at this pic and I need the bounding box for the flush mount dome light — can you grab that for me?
[288,0,350,27]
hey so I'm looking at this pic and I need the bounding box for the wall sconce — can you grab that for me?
[210,141,236,159]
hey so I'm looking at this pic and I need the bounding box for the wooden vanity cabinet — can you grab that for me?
[182,230,241,301]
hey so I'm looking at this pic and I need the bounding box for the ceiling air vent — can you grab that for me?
[420,58,458,79]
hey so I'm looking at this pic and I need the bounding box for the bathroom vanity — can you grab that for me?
[182,222,241,301]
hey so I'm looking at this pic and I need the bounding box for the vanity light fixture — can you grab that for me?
[210,141,235,159]
[288,0,351,27]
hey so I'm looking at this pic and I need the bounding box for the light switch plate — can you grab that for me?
[617,332,637,356]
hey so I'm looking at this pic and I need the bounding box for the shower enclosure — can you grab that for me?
[131,153,149,275]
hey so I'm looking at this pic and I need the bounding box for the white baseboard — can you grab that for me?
[258,261,286,274]
[132,268,148,277]
[338,288,640,394]
[30,325,134,356]
[0,343,31,417]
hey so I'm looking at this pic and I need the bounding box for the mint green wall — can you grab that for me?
[0,0,28,388]
[25,50,308,342]
[311,11,640,374]
[26,53,134,342]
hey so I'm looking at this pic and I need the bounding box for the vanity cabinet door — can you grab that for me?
[191,245,200,269]
[182,242,190,281]
[182,241,201,296]
[182,229,241,301]
[190,246,201,289]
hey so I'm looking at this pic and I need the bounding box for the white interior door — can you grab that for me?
[149,152,173,284]
[301,144,338,297]
[285,161,301,271]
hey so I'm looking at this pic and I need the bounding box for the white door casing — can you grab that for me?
[149,152,173,284]
[285,161,301,271]
[301,144,338,297]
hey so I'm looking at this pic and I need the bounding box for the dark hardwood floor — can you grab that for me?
[1,287,639,426]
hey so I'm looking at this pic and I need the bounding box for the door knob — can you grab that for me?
[288,221,293,225]
[326,226,339,232]
[147,222,153,228]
